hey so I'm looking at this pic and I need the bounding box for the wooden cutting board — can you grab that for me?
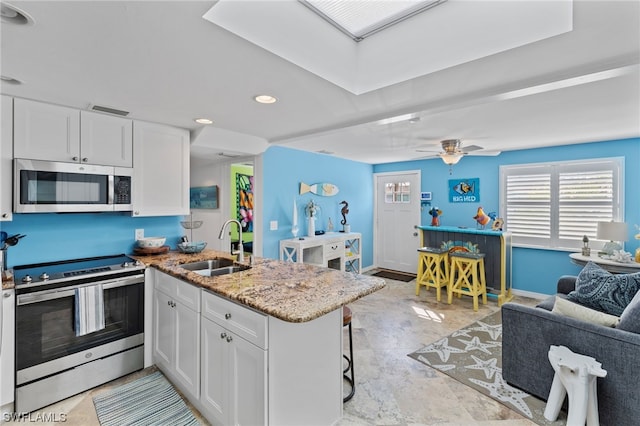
[133,245,170,255]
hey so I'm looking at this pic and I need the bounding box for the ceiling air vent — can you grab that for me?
[89,104,130,117]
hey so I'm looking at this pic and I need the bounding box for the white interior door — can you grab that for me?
[374,171,421,274]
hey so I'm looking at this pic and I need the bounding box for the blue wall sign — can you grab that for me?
[449,178,480,203]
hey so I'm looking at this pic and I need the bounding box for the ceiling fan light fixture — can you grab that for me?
[439,152,463,165]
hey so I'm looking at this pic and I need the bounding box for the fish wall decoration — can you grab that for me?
[300,182,339,197]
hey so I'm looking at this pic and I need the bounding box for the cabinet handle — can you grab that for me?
[226,335,233,343]
[82,157,88,163]
[167,300,171,306]
[134,211,139,216]
[1,213,7,218]
[72,156,78,161]
[3,292,10,298]
[224,313,232,320]
[220,332,227,339]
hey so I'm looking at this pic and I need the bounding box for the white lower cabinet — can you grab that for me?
[200,315,267,426]
[152,273,200,400]
[1,289,16,414]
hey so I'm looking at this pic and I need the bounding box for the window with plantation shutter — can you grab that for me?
[500,158,623,250]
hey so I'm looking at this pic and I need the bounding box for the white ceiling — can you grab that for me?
[1,0,639,165]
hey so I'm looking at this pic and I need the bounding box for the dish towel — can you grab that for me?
[75,284,106,336]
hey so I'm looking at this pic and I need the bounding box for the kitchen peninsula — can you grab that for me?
[136,249,385,426]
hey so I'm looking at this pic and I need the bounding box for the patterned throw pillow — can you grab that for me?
[567,261,640,316]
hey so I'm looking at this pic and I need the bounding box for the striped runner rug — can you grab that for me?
[93,371,198,426]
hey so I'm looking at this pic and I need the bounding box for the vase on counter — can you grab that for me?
[636,247,640,263]
[308,216,316,237]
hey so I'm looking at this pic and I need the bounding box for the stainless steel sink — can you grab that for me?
[179,258,250,277]
[197,265,251,277]
[180,258,234,271]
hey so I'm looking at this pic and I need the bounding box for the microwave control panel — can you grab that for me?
[114,176,132,204]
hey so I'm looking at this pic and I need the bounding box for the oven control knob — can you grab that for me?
[40,273,49,280]
[122,262,131,268]
[22,275,32,283]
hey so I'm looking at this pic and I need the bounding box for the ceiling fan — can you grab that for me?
[415,139,501,172]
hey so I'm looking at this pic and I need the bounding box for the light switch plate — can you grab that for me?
[135,229,144,240]
[270,221,278,231]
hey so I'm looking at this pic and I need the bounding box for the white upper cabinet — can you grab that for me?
[14,98,80,163]
[1,96,13,221]
[80,110,133,167]
[132,121,189,217]
[13,98,132,167]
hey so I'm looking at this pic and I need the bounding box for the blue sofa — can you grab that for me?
[501,276,640,426]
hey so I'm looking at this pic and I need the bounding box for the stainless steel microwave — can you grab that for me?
[14,159,133,213]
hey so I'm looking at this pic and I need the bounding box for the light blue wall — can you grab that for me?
[261,146,375,267]
[0,213,183,267]
[374,137,640,294]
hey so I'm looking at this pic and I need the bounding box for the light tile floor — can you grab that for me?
[7,274,543,425]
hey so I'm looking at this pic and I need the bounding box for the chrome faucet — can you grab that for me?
[218,219,244,262]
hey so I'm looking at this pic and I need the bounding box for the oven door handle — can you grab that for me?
[16,274,144,306]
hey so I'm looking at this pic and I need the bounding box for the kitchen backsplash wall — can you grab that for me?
[0,213,182,267]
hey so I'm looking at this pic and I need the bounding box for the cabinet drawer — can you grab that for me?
[323,242,344,259]
[155,272,200,312]
[201,290,268,349]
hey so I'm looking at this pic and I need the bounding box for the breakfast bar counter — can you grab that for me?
[133,249,385,323]
[133,249,385,425]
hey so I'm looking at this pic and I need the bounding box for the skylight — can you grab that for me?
[299,0,447,41]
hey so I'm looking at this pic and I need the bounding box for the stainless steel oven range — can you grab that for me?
[12,254,145,413]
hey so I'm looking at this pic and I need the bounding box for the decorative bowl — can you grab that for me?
[177,241,207,254]
[137,237,166,248]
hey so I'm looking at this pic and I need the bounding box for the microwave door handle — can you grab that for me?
[108,174,114,205]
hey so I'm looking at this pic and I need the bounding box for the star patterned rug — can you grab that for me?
[408,310,567,425]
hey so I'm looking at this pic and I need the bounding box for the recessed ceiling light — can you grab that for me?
[1,3,35,25]
[254,95,277,104]
[194,118,213,125]
[0,75,22,85]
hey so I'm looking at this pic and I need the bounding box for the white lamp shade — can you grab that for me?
[596,221,627,241]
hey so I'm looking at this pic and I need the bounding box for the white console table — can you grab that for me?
[569,252,640,274]
[280,232,362,274]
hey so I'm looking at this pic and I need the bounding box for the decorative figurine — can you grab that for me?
[473,206,491,229]
[582,235,591,256]
[339,200,350,232]
[487,211,504,231]
[305,200,320,237]
[428,207,442,227]
[327,217,334,232]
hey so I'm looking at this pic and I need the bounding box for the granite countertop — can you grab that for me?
[2,270,14,290]
[133,249,386,323]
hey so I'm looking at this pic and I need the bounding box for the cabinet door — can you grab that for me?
[14,98,80,162]
[230,334,267,426]
[201,317,229,426]
[1,290,15,407]
[80,111,133,167]
[174,303,200,399]
[132,121,189,217]
[153,290,175,369]
[0,96,13,221]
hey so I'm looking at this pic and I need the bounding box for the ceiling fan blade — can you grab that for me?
[462,144,484,152]
[466,150,502,156]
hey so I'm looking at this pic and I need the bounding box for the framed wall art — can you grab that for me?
[190,185,219,209]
